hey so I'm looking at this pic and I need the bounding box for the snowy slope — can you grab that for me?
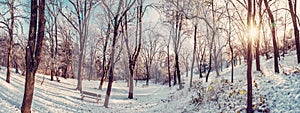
[0,51,300,113]
[0,67,179,113]
[181,51,300,113]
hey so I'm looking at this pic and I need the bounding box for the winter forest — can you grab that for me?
[0,0,300,112]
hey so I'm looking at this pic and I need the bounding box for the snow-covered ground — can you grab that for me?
[0,51,299,113]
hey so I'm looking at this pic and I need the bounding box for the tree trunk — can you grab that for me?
[185,62,189,77]
[196,54,202,79]
[173,66,177,85]
[226,1,234,82]
[282,12,287,57]
[50,29,54,81]
[14,59,19,74]
[104,13,122,107]
[230,43,234,83]
[128,63,134,99]
[6,0,15,83]
[21,0,45,112]
[205,53,212,82]
[175,52,183,89]
[6,29,12,83]
[264,0,279,73]
[199,45,206,79]
[127,2,143,99]
[88,46,94,81]
[146,64,150,86]
[167,45,171,87]
[51,68,55,81]
[190,25,197,88]
[288,0,300,63]
[99,23,110,90]
[255,36,261,71]
[76,50,83,91]
[21,71,35,113]
[255,0,263,71]
[246,0,253,112]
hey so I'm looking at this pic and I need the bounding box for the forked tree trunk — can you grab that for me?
[173,12,183,89]
[21,0,45,112]
[127,2,143,99]
[99,23,110,90]
[104,15,120,108]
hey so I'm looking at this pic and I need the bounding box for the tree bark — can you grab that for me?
[246,0,253,112]
[173,12,183,89]
[128,63,134,98]
[173,66,177,85]
[264,0,279,73]
[99,23,110,90]
[145,63,150,86]
[76,49,83,91]
[104,15,120,108]
[167,44,171,87]
[6,0,15,83]
[226,2,234,83]
[288,0,300,64]
[190,25,197,88]
[282,12,287,57]
[255,0,263,72]
[199,44,206,79]
[127,2,143,99]
[21,0,46,112]
[205,53,212,82]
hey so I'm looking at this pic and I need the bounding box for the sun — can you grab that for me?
[248,26,258,39]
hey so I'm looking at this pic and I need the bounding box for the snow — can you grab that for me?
[0,51,300,113]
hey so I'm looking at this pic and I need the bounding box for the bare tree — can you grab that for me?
[1,0,15,83]
[46,0,60,81]
[141,30,162,86]
[263,0,280,73]
[21,0,46,112]
[162,0,190,89]
[246,0,253,112]
[288,0,300,63]
[98,22,111,90]
[255,0,263,71]
[59,0,96,91]
[0,0,25,83]
[181,50,190,78]
[189,24,196,88]
[122,0,145,99]
[101,0,136,107]
[225,0,235,83]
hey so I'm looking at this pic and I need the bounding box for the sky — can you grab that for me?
[0,0,300,42]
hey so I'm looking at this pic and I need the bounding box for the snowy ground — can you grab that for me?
[0,51,299,113]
